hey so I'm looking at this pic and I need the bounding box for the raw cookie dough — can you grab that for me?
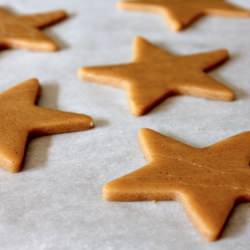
[79,36,235,116]
[118,0,250,31]
[0,7,68,51]
[103,128,250,241]
[0,78,94,173]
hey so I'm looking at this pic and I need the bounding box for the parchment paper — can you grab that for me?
[0,0,250,249]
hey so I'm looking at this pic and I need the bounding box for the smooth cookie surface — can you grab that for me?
[104,128,250,241]
[118,0,250,31]
[0,78,94,172]
[0,7,68,51]
[79,36,235,116]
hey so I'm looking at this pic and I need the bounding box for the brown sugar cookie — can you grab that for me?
[79,36,235,116]
[0,7,68,51]
[0,78,94,173]
[118,0,250,31]
[103,128,250,241]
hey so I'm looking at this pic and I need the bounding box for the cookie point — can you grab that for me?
[103,177,128,201]
[131,107,145,116]
[219,49,230,60]
[116,1,124,9]
[48,9,69,22]
[202,229,221,242]
[9,166,20,173]
[227,91,236,101]
[134,35,147,45]
[221,88,236,102]
[58,9,69,19]
[1,159,22,173]
[81,114,95,129]
[88,117,95,128]
[37,41,59,52]
[77,68,86,79]
[170,22,184,32]
[28,78,40,84]
[102,182,115,201]
[20,78,40,89]
[139,128,151,136]
[48,43,60,52]
[139,128,156,142]
[135,35,145,41]
[117,0,131,9]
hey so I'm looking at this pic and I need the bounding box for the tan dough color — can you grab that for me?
[0,78,94,173]
[103,128,250,241]
[79,36,235,116]
[0,7,68,51]
[118,0,250,31]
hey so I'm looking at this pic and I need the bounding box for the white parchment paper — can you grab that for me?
[0,0,250,249]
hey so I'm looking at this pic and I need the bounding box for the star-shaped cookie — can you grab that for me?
[118,0,250,31]
[103,128,250,241]
[0,78,94,173]
[0,7,68,51]
[79,37,235,116]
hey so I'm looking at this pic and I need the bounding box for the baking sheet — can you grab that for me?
[0,0,250,249]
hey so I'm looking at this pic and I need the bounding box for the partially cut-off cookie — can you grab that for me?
[79,36,235,116]
[0,78,94,172]
[0,7,68,51]
[103,128,250,241]
[118,0,250,31]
